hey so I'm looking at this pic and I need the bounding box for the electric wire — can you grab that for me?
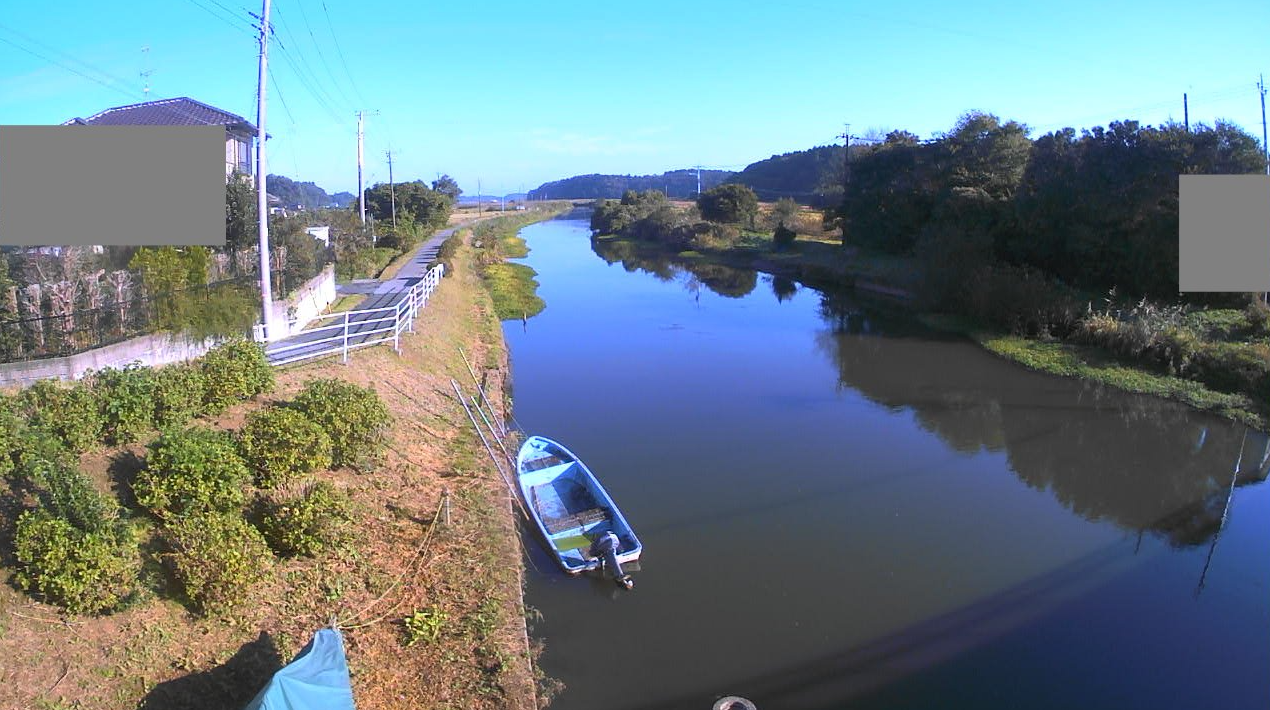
[320,0,367,106]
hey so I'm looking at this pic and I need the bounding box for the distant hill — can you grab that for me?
[726,145,846,206]
[267,174,348,209]
[527,169,734,200]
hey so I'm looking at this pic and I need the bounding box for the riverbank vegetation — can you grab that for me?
[590,112,1270,427]
[467,204,572,320]
[0,233,542,708]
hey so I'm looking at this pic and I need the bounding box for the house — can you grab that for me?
[64,97,257,180]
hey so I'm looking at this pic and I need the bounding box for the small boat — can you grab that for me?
[516,435,642,585]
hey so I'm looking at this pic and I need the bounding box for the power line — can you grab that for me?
[184,0,257,35]
[287,0,353,111]
[320,0,366,106]
[270,9,349,123]
[0,22,138,99]
[268,23,349,128]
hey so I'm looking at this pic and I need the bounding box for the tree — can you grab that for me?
[697,184,758,226]
[225,172,257,253]
[364,181,453,230]
[431,174,462,200]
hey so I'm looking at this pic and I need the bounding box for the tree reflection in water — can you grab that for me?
[814,290,1270,549]
[590,236,757,299]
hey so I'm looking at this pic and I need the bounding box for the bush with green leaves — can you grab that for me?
[91,364,157,445]
[200,338,275,414]
[292,378,391,469]
[23,454,116,534]
[163,512,272,613]
[255,481,352,556]
[18,379,104,452]
[238,407,333,488]
[13,509,139,615]
[0,397,19,479]
[134,426,251,518]
[153,362,207,428]
[772,223,797,251]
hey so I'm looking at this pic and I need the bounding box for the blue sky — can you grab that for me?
[1,0,1267,196]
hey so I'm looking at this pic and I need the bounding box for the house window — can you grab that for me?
[237,139,252,175]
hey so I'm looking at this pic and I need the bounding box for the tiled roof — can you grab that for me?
[64,97,257,135]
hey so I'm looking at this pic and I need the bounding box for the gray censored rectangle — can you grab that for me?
[1178,175,1270,292]
[0,125,226,246]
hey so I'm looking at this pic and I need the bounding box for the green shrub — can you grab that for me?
[13,509,139,615]
[153,362,206,428]
[773,223,797,251]
[91,364,157,445]
[200,338,275,414]
[11,426,77,480]
[238,407,333,488]
[1191,342,1270,399]
[435,233,462,275]
[24,455,115,534]
[134,426,251,518]
[164,512,272,613]
[1246,298,1270,338]
[18,379,104,452]
[255,481,352,556]
[0,398,19,479]
[292,379,391,469]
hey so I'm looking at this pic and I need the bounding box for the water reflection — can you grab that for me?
[590,236,757,299]
[815,292,1270,547]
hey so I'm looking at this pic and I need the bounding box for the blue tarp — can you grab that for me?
[243,628,356,710]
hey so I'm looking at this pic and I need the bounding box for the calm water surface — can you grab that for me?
[503,216,1270,710]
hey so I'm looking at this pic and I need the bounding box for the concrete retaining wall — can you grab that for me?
[258,265,338,340]
[0,266,337,388]
[0,332,218,387]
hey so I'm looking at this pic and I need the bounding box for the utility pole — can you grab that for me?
[140,45,152,97]
[1259,75,1269,305]
[386,150,396,229]
[254,0,275,342]
[356,111,367,224]
[1183,93,1189,132]
[477,179,482,215]
[840,123,851,189]
[1259,75,1268,175]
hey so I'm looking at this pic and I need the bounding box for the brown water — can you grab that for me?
[504,216,1270,710]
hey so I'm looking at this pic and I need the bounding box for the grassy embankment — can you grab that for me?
[0,233,550,709]
[600,202,1270,430]
[461,204,571,321]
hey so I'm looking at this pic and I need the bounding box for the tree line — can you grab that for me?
[839,112,1266,302]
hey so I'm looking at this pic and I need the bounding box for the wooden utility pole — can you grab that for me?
[386,150,396,229]
[1183,93,1189,132]
[254,0,275,342]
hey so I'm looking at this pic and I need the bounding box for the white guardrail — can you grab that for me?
[260,263,444,367]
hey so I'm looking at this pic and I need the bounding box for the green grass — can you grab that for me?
[483,263,545,321]
[976,333,1266,428]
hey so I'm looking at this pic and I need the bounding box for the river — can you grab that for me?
[503,215,1270,710]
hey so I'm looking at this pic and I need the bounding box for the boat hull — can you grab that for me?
[515,435,642,575]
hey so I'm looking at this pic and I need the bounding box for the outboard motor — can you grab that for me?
[589,531,634,589]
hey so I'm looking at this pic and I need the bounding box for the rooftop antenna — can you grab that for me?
[140,45,153,97]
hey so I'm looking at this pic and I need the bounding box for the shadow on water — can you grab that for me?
[138,631,282,710]
[627,542,1136,710]
[814,291,1270,548]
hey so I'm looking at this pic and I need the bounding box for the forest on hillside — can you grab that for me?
[527,169,733,200]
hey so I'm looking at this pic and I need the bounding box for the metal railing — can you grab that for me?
[263,264,444,367]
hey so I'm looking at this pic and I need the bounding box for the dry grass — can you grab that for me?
[0,236,537,710]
